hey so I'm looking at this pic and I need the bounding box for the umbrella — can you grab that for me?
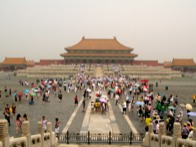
[99,98,107,103]
[168,106,176,110]
[33,89,40,93]
[180,104,185,108]
[47,85,51,89]
[186,104,193,110]
[187,112,196,116]
[135,101,144,106]
[30,91,36,97]
[17,92,23,97]
[108,88,115,92]
[24,89,29,94]
[13,92,17,98]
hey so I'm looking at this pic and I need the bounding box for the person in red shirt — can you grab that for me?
[74,95,78,107]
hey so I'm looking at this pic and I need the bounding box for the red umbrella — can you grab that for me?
[17,92,23,97]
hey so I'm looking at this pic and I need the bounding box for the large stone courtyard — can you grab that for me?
[0,65,196,143]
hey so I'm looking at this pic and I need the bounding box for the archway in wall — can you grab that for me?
[96,59,102,64]
[82,59,87,64]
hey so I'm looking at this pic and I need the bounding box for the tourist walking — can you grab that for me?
[9,88,12,97]
[16,114,22,134]
[55,118,60,139]
[122,101,127,115]
[115,94,119,105]
[82,99,86,112]
[58,90,63,102]
[12,103,16,116]
[182,123,189,139]
[74,95,78,107]
[4,108,11,126]
[42,116,47,133]
[23,113,28,121]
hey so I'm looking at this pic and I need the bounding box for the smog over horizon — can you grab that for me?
[0,0,196,63]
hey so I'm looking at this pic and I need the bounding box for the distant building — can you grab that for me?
[35,59,64,66]
[1,57,27,71]
[163,61,172,68]
[133,60,162,66]
[26,60,35,67]
[170,58,196,72]
[60,37,138,64]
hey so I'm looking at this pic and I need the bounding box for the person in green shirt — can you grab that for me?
[156,101,161,115]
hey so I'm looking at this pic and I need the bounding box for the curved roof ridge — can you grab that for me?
[65,37,134,51]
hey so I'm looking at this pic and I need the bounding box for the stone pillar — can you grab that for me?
[172,122,181,147]
[192,128,196,141]
[0,119,10,147]
[38,121,44,147]
[148,123,153,147]
[22,121,31,147]
[47,122,53,146]
[158,122,165,147]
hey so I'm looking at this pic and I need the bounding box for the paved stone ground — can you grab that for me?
[0,72,196,140]
[0,75,84,137]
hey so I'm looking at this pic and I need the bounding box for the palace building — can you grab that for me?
[170,58,196,72]
[60,37,138,64]
[1,57,27,71]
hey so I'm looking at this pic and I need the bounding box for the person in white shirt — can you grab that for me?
[155,120,159,134]
[188,127,193,140]
[122,101,127,115]
[115,94,119,105]
[42,116,47,133]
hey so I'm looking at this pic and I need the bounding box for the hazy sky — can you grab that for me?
[0,0,196,62]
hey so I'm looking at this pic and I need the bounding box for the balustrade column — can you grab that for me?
[192,128,196,140]
[22,121,31,147]
[172,122,181,147]
[0,119,10,147]
[38,121,44,147]
[47,122,53,146]
[158,122,165,147]
[148,123,153,147]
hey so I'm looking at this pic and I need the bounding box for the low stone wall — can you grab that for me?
[0,119,58,147]
[143,122,196,147]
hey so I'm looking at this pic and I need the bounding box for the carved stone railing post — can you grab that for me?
[158,122,165,147]
[172,122,181,147]
[0,119,10,147]
[192,128,196,141]
[37,121,44,147]
[148,123,153,147]
[22,121,31,147]
[47,122,53,146]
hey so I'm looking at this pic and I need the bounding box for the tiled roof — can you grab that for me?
[60,53,138,57]
[171,58,196,66]
[1,57,27,65]
[65,37,134,51]
[133,60,161,66]
[36,59,64,65]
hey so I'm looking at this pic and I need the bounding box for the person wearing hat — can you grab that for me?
[182,123,189,139]
[188,127,194,140]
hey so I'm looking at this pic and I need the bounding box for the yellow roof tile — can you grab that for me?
[2,57,27,65]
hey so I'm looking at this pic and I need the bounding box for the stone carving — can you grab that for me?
[0,119,8,138]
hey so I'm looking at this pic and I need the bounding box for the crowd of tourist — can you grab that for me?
[0,64,195,141]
